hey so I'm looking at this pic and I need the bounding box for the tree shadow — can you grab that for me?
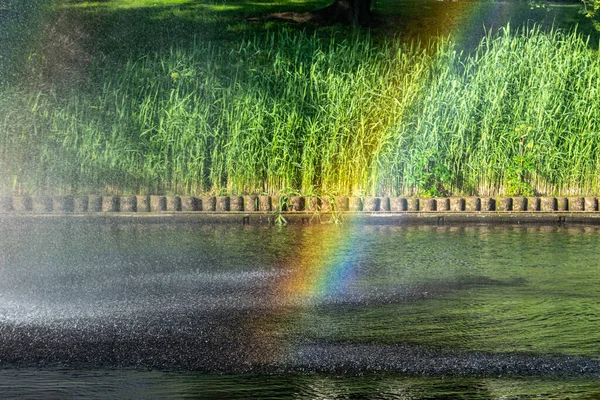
[5,0,599,88]
[58,0,599,59]
[54,0,330,58]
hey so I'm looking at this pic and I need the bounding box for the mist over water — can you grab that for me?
[0,218,599,397]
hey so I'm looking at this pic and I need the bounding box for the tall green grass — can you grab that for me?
[1,25,599,196]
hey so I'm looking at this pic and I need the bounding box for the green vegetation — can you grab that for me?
[1,1,599,196]
[582,0,600,29]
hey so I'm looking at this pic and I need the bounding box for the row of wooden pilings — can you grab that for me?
[1,195,599,213]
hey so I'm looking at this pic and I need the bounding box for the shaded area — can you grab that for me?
[2,316,600,376]
[3,0,597,86]
[46,0,600,60]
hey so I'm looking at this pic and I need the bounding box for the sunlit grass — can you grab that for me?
[1,0,599,196]
[1,25,599,196]
[61,0,197,10]
[58,0,326,13]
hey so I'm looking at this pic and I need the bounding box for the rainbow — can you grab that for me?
[245,5,539,362]
[238,217,376,367]
[11,0,566,369]
[279,221,366,304]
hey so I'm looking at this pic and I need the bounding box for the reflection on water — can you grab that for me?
[0,218,599,396]
[1,369,599,399]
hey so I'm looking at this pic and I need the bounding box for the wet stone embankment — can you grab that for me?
[2,195,600,224]
[1,195,599,213]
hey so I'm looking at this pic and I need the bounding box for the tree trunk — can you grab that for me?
[315,0,373,25]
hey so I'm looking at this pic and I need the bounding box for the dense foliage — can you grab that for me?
[582,0,600,29]
[1,25,599,197]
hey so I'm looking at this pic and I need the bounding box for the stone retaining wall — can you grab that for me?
[1,196,599,214]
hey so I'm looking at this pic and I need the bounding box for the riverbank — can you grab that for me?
[2,2,600,197]
[3,195,600,226]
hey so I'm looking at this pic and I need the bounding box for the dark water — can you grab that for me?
[0,218,599,398]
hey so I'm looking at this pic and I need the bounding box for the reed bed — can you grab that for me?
[1,25,599,196]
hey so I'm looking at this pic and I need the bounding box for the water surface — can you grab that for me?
[0,218,599,397]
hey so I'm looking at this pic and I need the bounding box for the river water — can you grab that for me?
[0,218,599,398]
